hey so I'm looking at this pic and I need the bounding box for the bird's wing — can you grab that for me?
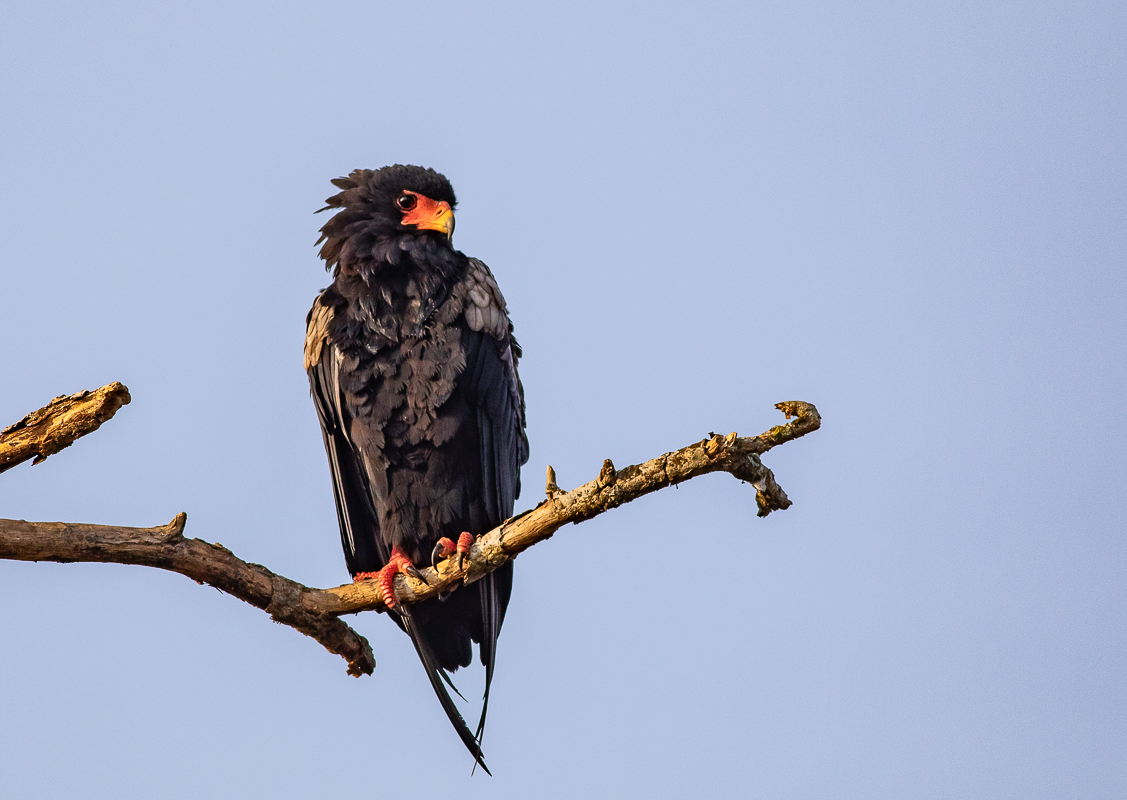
[305,292,385,575]
[455,258,529,743]
[306,290,491,772]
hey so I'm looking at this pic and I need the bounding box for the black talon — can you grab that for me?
[431,542,446,569]
[405,565,430,585]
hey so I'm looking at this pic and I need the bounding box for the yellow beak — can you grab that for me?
[420,204,455,240]
[403,196,455,241]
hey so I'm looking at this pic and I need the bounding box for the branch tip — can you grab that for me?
[0,381,132,473]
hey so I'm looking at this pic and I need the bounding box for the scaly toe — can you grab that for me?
[431,537,457,569]
[456,532,474,572]
[377,562,400,609]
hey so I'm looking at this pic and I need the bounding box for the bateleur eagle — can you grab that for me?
[304,165,528,772]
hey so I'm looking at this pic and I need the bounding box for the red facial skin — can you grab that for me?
[398,190,454,237]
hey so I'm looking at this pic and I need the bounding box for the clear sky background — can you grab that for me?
[1,2,1124,798]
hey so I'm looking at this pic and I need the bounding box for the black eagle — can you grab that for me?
[304,165,528,772]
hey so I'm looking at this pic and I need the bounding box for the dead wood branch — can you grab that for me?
[0,388,819,676]
[0,513,376,677]
[0,383,131,473]
[314,402,821,618]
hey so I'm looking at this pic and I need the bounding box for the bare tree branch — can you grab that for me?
[312,402,821,616]
[0,383,131,473]
[0,387,820,676]
[0,513,376,677]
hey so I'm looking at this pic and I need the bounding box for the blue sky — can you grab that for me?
[2,2,1125,797]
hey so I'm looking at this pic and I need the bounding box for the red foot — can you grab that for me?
[354,546,426,610]
[431,532,475,571]
[457,532,474,556]
[432,537,456,564]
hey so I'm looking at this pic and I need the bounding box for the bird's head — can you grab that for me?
[316,164,458,274]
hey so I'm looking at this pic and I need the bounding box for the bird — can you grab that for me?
[303,165,528,772]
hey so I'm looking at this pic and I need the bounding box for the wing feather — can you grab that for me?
[456,259,528,745]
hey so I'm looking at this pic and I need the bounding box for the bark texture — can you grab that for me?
[314,401,821,616]
[0,513,376,676]
[0,387,820,676]
[0,383,131,473]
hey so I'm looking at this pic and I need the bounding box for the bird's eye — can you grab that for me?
[396,193,417,211]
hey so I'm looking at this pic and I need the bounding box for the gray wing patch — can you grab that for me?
[455,258,524,408]
[460,258,510,340]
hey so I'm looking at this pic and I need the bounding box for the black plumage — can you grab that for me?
[304,165,528,771]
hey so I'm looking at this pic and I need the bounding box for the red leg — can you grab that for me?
[354,546,427,610]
